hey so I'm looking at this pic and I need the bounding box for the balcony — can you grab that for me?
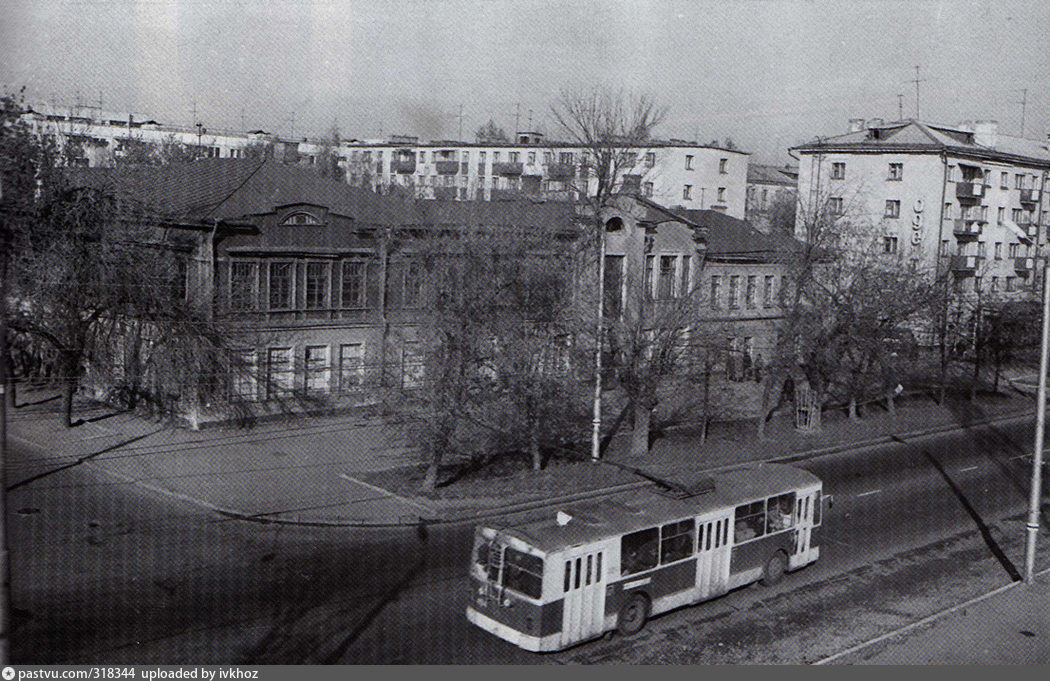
[1020,188,1041,204]
[391,158,416,174]
[956,182,985,201]
[953,219,983,238]
[950,254,981,274]
[546,163,576,180]
[1014,256,1034,274]
[434,161,461,175]
[493,162,523,176]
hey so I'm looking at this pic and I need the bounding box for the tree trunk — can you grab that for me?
[530,418,541,471]
[630,401,651,457]
[848,397,858,421]
[886,391,896,415]
[62,376,76,427]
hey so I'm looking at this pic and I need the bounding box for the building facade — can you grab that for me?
[792,118,1050,299]
[746,163,798,234]
[345,132,749,217]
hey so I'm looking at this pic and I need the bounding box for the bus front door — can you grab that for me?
[560,549,606,646]
[790,490,819,569]
[696,517,731,600]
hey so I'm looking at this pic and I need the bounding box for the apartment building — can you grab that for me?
[746,163,798,234]
[792,118,1050,298]
[343,132,749,218]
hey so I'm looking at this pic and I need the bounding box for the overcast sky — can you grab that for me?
[2,0,1048,163]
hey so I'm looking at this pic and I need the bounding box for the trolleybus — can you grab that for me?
[467,463,825,651]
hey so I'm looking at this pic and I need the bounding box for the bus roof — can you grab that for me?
[496,463,821,553]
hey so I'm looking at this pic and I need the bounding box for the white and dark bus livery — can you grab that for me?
[467,463,824,652]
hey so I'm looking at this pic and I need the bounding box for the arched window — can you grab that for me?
[282,211,320,226]
[605,217,624,232]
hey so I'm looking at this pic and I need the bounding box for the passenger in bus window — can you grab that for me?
[767,493,795,531]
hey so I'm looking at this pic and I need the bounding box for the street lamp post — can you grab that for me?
[1024,262,1049,583]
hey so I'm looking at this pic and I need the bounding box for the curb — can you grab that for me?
[812,565,1050,665]
[10,407,1040,530]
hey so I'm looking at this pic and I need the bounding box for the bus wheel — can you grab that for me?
[617,593,650,636]
[760,551,788,586]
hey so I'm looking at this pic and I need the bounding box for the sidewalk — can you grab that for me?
[6,386,1038,527]
[820,572,1050,664]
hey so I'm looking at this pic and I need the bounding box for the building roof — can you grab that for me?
[793,119,1050,167]
[747,164,798,186]
[63,158,578,232]
[638,197,800,261]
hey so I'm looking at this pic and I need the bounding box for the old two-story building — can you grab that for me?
[66,158,793,426]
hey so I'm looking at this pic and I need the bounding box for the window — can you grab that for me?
[623,152,636,167]
[621,528,659,576]
[603,255,625,317]
[1006,276,1016,292]
[947,165,957,182]
[560,151,574,165]
[883,236,898,253]
[492,151,500,163]
[990,276,999,292]
[508,151,519,163]
[745,275,756,308]
[884,199,901,218]
[230,261,256,310]
[685,155,694,170]
[657,256,676,299]
[978,241,987,257]
[994,242,1002,260]
[403,261,423,307]
[734,500,766,542]
[728,275,740,308]
[643,181,654,197]
[683,185,693,200]
[830,162,845,180]
[660,519,696,564]
[974,276,982,293]
[709,275,721,309]
[341,261,368,308]
[767,493,796,532]
[644,152,656,168]
[719,158,728,174]
[940,239,950,256]
[828,197,844,215]
[1001,171,1009,189]
[401,341,424,388]
[1015,174,1024,190]
[888,163,903,180]
[527,151,535,164]
[502,548,543,599]
[944,202,952,220]
[269,261,294,310]
[763,275,775,307]
[338,343,364,392]
[680,256,691,296]
[1012,208,1023,222]
[1009,243,1019,258]
[230,349,257,401]
[266,347,293,399]
[282,211,320,226]
[717,187,726,203]
[304,345,330,394]
[998,207,1005,224]
[305,262,328,309]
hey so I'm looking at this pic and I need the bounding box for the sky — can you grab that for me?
[2,0,1048,164]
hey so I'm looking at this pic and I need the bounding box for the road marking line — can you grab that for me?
[856,489,882,498]
[959,465,979,472]
[338,472,436,516]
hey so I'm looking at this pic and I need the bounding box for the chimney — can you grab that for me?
[849,118,865,133]
[974,120,998,147]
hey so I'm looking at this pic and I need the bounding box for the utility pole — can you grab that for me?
[457,104,464,141]
[514,103,521,135]
[1024,260,1049,583]
[897,93,904,121]
[909,66,926,119]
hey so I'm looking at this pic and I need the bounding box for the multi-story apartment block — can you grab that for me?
[746,164,798,234]
[792,118,1050,298]
[343,132,750,218]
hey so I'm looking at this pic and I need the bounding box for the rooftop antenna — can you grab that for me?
[1016,88,1028,137]
[456,103,464,141]
[239,108,246,132]
[514,102,520,135]
[897,93,904,121]
[909,65,926,119]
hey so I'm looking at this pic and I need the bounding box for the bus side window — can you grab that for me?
[596,553,602,582]
[621,527,659,576]
[767,493,795,532]
[564,560,571,592]
[585,555,592,585]
[574,558,582,589]
[814,491,822,525]
[734,501,767,543]
[660,519,695,564]
[721,518,729,546]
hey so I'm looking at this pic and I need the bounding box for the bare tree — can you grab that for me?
[475,119,508,143]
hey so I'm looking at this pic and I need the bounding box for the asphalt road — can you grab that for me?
[8,414,1047,664]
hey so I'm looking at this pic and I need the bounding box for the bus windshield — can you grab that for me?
[502,547,543,599]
